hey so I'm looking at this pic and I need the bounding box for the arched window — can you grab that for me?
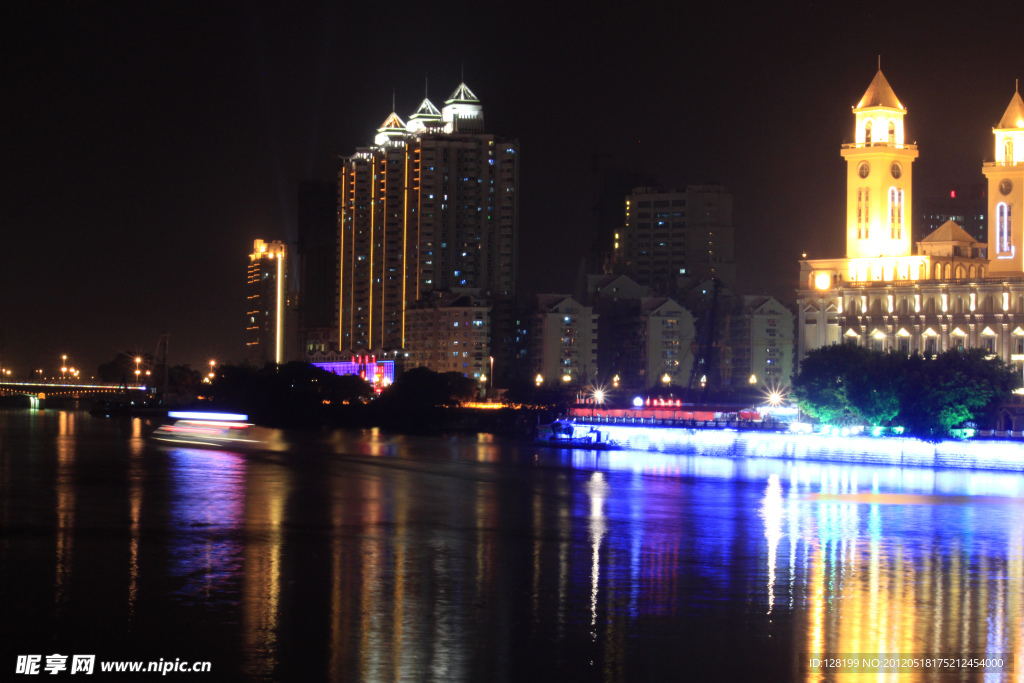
[865,120,873,144]
[944,263,952,279]
[857,189,863,238]
[864,188,870,233]
[1007,138,1015,164]
[955,297,965,314]
[933,262,942,279]
[956,265,966,279]
[996,202,1014,258]
[979,266,986,278]
[919,263,928,279]
[970,265,976,278]
[888,121,896,143]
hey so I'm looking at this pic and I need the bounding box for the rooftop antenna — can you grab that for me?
[878,55,881,70]
[425,73,429,98]
[392,88,396,112]
[461,60,465,83]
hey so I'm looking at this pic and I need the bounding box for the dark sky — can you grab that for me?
[2,1,1020,375]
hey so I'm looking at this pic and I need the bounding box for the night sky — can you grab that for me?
[3,1,1020,376]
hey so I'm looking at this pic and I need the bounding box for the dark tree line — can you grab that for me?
[792,345,1020,440]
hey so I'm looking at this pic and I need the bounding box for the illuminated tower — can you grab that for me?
[984,85,1024,274]
[338,82,519,376]
[840,68,918,261]
[247,239,287,365]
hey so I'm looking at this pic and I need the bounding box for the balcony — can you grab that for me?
[841,141,918,151]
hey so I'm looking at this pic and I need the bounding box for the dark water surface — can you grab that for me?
[1,410,1022,681]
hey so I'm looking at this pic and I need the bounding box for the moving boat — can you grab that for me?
[152,411,262,448]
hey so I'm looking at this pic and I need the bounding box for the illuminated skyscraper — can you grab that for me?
[247,239,287,365]
[337,83,518,377]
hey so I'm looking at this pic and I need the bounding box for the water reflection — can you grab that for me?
[5,412,1024,681]
[166,449,246,601]
[55,411,75,606]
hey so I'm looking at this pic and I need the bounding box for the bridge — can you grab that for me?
[0,381,148,404]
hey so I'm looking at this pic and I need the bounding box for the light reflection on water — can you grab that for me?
[2,413,1024,681]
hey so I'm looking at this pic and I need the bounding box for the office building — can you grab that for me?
[246,239,287,365]
[337,82,518,378]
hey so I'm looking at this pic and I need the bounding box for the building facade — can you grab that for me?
[246,239,287,365]
[725,296,794,389]
[531,295,598,386]
[617,185,736,292]
[337,83,518,378]
[404,289,491,379]
[798,73,1024,374]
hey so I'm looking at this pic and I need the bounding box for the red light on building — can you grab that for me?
[950,190,956,198]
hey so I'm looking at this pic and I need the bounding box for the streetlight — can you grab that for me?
[535,374,544,387]
[135,357,142,386]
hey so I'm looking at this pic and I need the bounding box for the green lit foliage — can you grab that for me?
[793,345,1020,439]
[897,349,1019,439]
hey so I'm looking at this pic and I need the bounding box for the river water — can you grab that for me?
[1,409,1022,681]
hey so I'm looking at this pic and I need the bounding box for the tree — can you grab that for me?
[897,349,1019,439]
[843,350,902,426]
[791,343,871,425]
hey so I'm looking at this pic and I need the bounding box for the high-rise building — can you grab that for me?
[246,239,287,365]
[618,185,736,293]
[337,82,518,378]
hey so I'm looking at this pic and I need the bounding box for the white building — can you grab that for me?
[531,295,598,386]
[726,296,794,389]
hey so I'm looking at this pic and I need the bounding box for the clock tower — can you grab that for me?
[840,69,919,262]
[984,86,1024,275]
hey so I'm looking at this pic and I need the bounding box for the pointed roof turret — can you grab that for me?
[378,112,407,130]
[374,112,409,146]
[997,89,1024,129]
[410,98,442,120]
[445,82,479,104]
[407,97,444,133]
[856,69,903,110]
[441,82,483,133]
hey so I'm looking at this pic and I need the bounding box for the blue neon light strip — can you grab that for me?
[578,424,1024,473]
